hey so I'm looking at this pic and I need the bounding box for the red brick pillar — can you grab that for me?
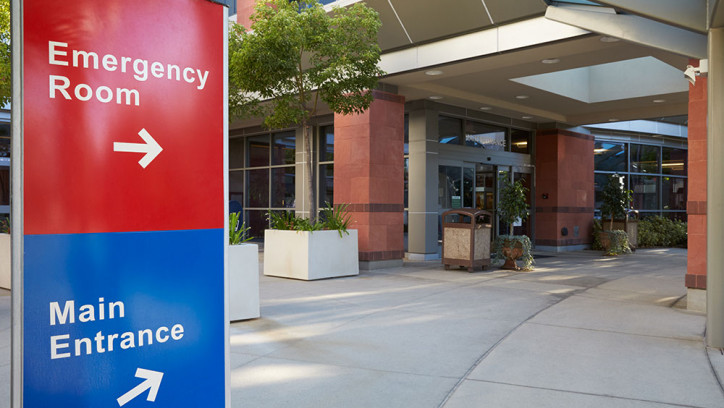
[235,0,255,28]
[686,59,708,306]
[334,91,405,269]
[535,129,594,250]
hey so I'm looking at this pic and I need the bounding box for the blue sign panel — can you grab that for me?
[23,229,225,407]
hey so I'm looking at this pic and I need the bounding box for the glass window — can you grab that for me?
[510,129,530,154]
[247,135,270,167]
[0,139,9,159]
[662,147,687,176]
[463,168,474,208]
[593,173,616,211]
[0,167,8,206]
[404,114,409,155]
[513,171,532,236]
[594,142,627,172]
[404,158,409,209]
[319,125,334,162]
[318,126,334,207]
[465,121,506,150]
[271,167,295,208]
[631,175,658,210]
[497,167,511,235]
[246,210,268,238]
[475,164,495,211]
[319,164,334,207]
[438,116,463,145]
[662,177,687,211]
[630,144,659,173]
[229,137,245,169]
[272,131,296,165]
[247,169,269,207]
[438,165,462,208]
[229,170,244,212]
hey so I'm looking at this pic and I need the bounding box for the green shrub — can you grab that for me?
[229,212,252,245]
[0,217,8,234]
[492,235,534,271]
[591,219,603,250]
[319,202,351,237]
[605,230,631,256]
[267,203,353,235]
[268,211,323,232]
[637,216,687,248]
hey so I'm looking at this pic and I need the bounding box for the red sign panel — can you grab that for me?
[23,0,225,235]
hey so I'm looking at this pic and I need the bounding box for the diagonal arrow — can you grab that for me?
[113,128,163,169]
[117,368,164,407]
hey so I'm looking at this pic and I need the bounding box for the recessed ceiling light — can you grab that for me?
[428,95,443,100]
[515,95,529,99]
[600,36,620,43]
[541,58,560,64]
[479,106,491,111]
[522,116,533,120]
[608,118,619,122]
[653,99,666,103]
[425,70,444,76]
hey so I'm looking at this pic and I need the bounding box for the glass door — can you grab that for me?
[513,166,533,237]
[475,164,495,212]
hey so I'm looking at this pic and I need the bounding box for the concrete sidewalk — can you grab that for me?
[2,249,723,407]
[231,248,724,408]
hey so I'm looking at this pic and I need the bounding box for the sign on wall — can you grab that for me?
[15,0,228,406]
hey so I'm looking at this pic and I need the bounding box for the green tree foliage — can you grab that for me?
[229,0,384,220]
[599,174,633,230]
[0,0,10,105]
[497,177,529,234]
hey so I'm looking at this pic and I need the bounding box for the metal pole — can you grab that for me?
[707,28,724,347]
[10,0,24,405]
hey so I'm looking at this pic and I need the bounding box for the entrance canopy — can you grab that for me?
[360,0,721,125]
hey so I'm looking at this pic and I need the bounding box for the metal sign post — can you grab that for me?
[12,0,229,406]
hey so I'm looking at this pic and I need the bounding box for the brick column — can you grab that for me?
[685,59,708,311]
[334,91,405,269]
[534,128,594,251]
[235,0,255,27]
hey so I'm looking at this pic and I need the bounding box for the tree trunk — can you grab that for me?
[303,122,316,222]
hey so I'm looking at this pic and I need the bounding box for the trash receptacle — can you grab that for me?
[442,208,492,272]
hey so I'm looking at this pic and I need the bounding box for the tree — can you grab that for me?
[497,176,529,235]
[0,0,10,106]
[228,0,384,220]
[600,173,633,230]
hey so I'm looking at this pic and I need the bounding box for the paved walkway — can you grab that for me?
[231,248,724,408]
[2,249,724,407]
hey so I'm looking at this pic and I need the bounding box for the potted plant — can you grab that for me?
[0,217,9,289]
[263,203,359,280]
[494,177,533,270]
[599,174,634,254]
[0,217,12,290]
[228,212,260,321]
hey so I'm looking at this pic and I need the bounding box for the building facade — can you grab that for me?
[231,0,698,266]
[228,1,724,330]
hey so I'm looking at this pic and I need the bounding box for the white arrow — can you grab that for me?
[117,368,164,407]
[113,128,163,168]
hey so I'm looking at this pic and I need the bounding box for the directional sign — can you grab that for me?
[17,0,228,407]
[114,129,164,169]
[117,369,164,406]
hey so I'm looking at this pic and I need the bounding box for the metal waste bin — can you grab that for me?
[442,208,492,272]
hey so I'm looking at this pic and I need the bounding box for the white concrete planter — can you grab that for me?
[263,229,359,280]
[0,234,9,290]
[228,243,260,321]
